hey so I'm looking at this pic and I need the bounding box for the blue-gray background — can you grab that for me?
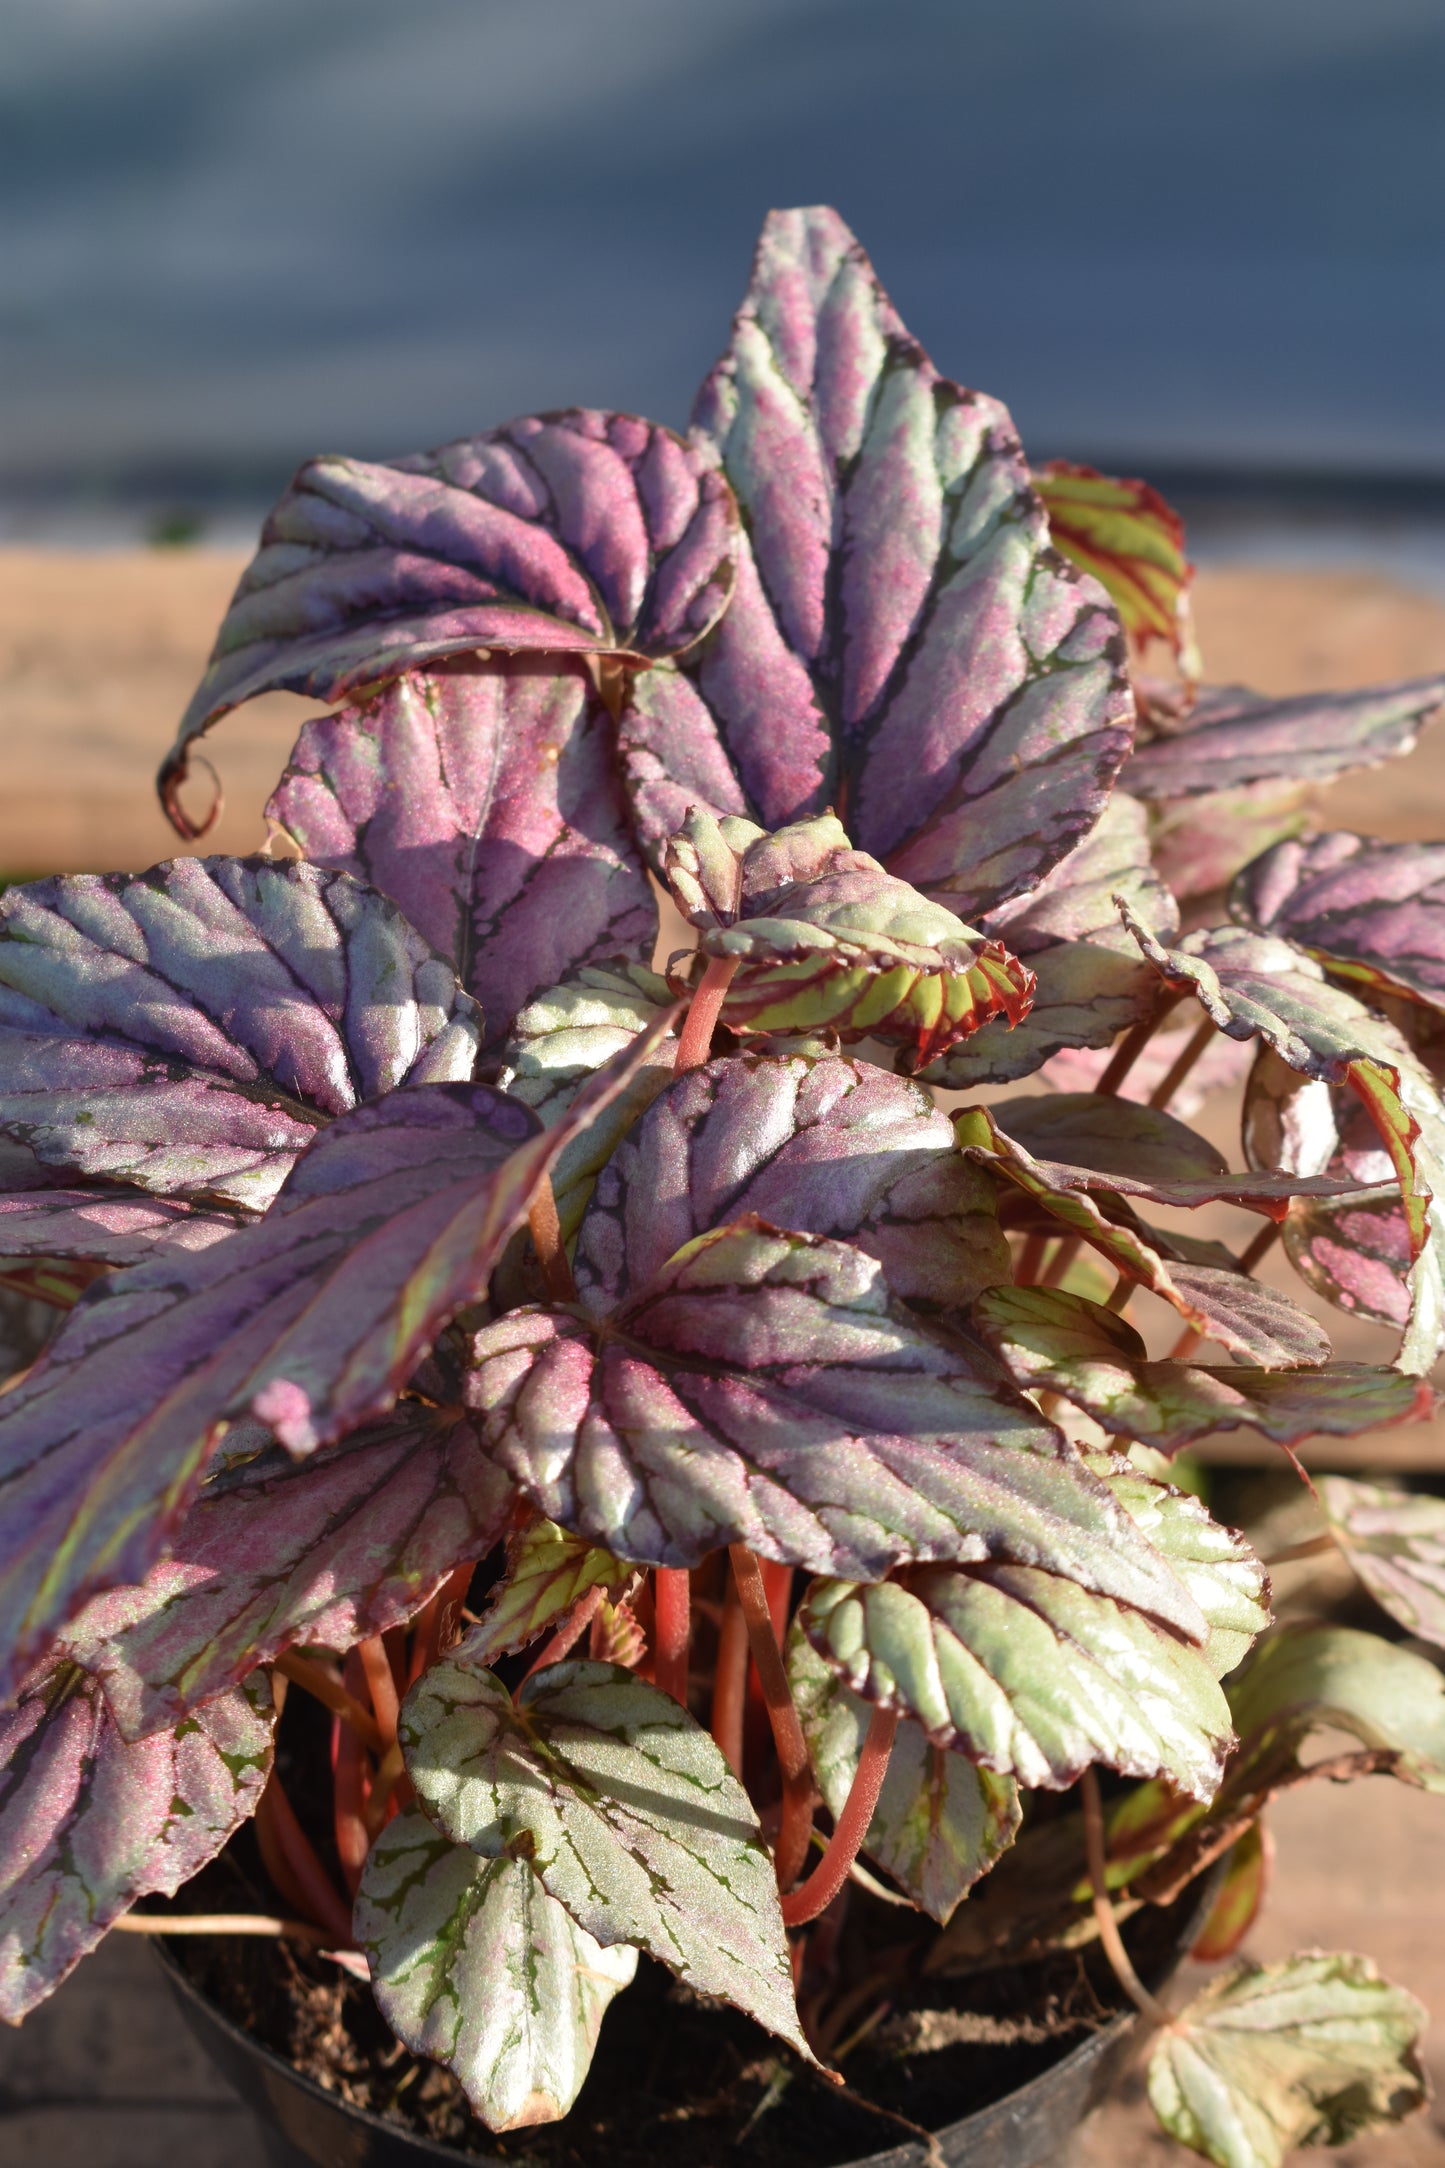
[2,0,1441,511]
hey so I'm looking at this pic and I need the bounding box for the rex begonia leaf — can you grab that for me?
[1122,674,1445,800]
[1087,1449,1268,1679]
[798,1565,1233,1800]
[1032,461,1200,678]
[466,1517,634,1667]
[786,1622,1019,1923]
[162,408,739,818]
[0,1022,671,1695]
[400,1652,809,2060]
[1122,915,1445,1371]
[573,1049,1009,1317]
[355,1814,636,2131]
[1149,780,1311,904]
[0,1184,241,1267]
[974,1286,1429,1457]
[920,793,1180,1089]
[0,1662,272,2022]
[1232,830,1445,1012]
[467,1218,1204,1631]
[266,659,658,1050]
[57,1405,516,1740]
[619,207,1134,922]
[1147,1954,1426,2168]
[1283,1186,1413,1330]
[981,1094,1229,1187]
[955,1105,1336,1366]
[0,857,480,1210]
[663,811,1035,1068]
[1317,1475,1445,1649]
[1227,1621,1445,1798]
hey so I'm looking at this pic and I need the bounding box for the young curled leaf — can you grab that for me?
[399,1652,810,2062]
[0,858,481,1210]
[1318,1475,1445,1649]
[468,1218,1205,1630]
[0,1663,273,2022]
[664,812,1035,1069]
[1148,1954,1427,2168]
[974,1284,1429,1457]
[1232,830,1445,1013]
[355,1814,637,2131]
[467,1517,635,1667]
[798,1565,1233,1800]
[1033,461,1200,680]
[787,1624,1020,1924]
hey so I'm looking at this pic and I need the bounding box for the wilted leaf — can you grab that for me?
[787,1624,1019,1923]
[1123,674,1445,800]
[400,1652,809,2059]
[1148,1954,1426,2168]
[467,1518,634,1666]
[469,1217,1204,1628]
[974,1285,1428,1457]
[163,408,739,812]
[0,858,480,1210]
[620,207,1133,922]
[573,1050,1010,1317]
[0,1025,672,1694]
[1189,1821,1271,1964]
[956,1105,1336,1366]
[267,660,658,1050]
[0,1663,272,2022]
[1233,830,1445,1012]
[1318,1475,1445,1648]
[355,1813,636,2131]
[58,1406,516,1739]
[798,1566,1233,1799]
[1033,461,1199,677]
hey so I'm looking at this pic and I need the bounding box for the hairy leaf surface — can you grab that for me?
[1148,1955,1426,2168]
[1087,1451,1268,1679]
[400,1654,808,2058]
[267,660,658,1049]
[0,858,479,1209]
[1233,830,1445,1011]
[787,1625,1019,1922]
[1122,675,1445,799]
[619,207,1133,920]
[1318,1476,1445,1649]
[0,1664,272,2022]
[355,1815,636,2130]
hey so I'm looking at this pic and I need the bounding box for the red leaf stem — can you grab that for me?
[653,1567,691,1706]
[527,1176,578,1304]
[674,956,739,1074]
[255,1772,354,1945]
[1093,992,1183,1097]
[779,1705,898,1929]
[409,1560,476,1684]
[332,1698,371,1898]
[357,1635,400,1746]
[728,1545,815,1891]
[1146,1014,1216,1112]
[710,1569,749,1776]
[273,1650,385,1756]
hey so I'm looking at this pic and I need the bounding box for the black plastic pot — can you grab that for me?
[155,1874,1218,2168]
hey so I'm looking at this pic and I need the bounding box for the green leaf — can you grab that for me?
[1147,1954,1426,2168]
[1085,1446,1269,1679]
[399,1651,810,2061]
[354,1811,636,2131]
[786,1624,1018,1923]
[798,1567,1234,1799]
[1318,1475,1445,1648]
[468,1518,636,1665]
[1227,1622,1445,1799]
[1033,462,1199,678]
[974,1284,1429,1460]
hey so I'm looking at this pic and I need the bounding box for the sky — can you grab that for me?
[1,0,1442,501]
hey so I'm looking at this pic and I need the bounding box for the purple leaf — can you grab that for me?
[619,208,1134,921]
[974,1285,1430,1455]
[161,410,739,817]
[266,659,658,1049]
[1318,1476,1445,1648]
[1150,779,1311,902]
[0,1663,272,2021]
[0,1185,240,1267]
[572,1051,1010,1317]
[0,1017,674,1695]
[1122,675,1445,799]
[59,1406,516,1740]
[1233,831,1445,1013]
[468,1216,1205,1633]
[0,857,481,1210]
[1284,1187,1413,1331]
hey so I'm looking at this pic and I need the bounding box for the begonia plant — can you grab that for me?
[3,206,1445,2168]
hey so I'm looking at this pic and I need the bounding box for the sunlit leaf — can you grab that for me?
[0,1183,240,1267]
[620,207,1134,922]
[1033,461,1200,678]
[267,659,658,1050]
[0,1662,272,2022]
[1148,1954,1426,2168]
[798,1565,1233,1799]
[400,1652,810,2060]
[1227,1622,1445,1800]
[1123,674,1445,800]
[355,1814,636,2131]
[787,1624,1019,1923]
[1084,1448,1269,1679]
[1318,1475,1445,1648]
[1233,830,1445,1012]
[1149,779,1311,903]
[0,858,480,1210]
[982,1094,1229,1186]
[466,1517,634,1666]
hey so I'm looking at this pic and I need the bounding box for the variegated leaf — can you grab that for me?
[267,660,658,1050]
[1283,1186,1413,1330]
[1318,1476,1445,1648]
[620,207,1133,922]
[0,1663,272,2022]
[1233,830,1445,1012]
[1033,461,1199,678]
[399,1653,809,2059]
[1086,1450,1268,1679]
[467,1517,634,1666]
[1149,779,1311,903]
[1123,675,1445,800]
[355,1815,636,2131]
